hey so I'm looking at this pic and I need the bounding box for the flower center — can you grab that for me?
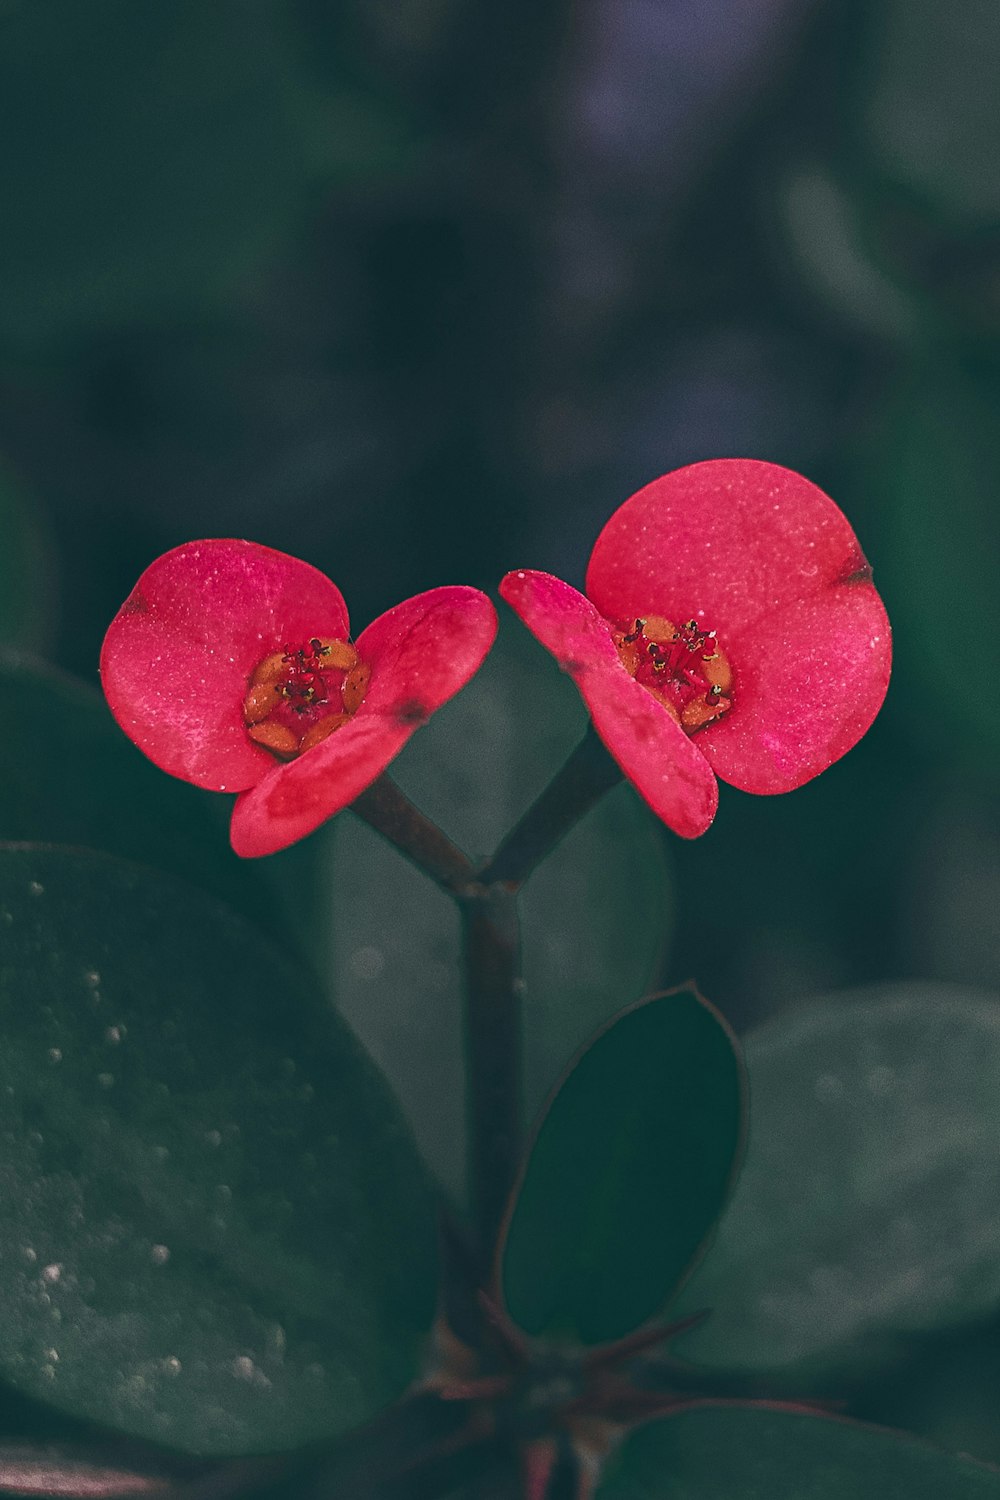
[242,637,370,759]
[612,615,733,733]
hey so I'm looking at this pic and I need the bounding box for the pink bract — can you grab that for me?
[499,459,891,839]
[101,539,498,857]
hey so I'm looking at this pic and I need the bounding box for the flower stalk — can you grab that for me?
[352,739,623,1268]
[461,882,522,1266]
[351,776,474,897]
[480,725,623,891]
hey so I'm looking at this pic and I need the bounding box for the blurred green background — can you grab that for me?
[1,0,999,1471]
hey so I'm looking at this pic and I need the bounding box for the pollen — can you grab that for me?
[243,636,369,759]
[612,616,733,733]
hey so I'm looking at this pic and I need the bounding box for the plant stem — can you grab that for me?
[461,883,522,1271]
[479,726,623,890]
[352,775,475,895]
[302,1393,494,1500]
[351,738,622,1278]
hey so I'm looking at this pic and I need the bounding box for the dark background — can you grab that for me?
[0,0,998,1468]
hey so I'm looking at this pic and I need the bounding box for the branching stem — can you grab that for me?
[351,733,622,1269]
[480,727,623,891]
[351,776,475,895]
[460,882,522,1268]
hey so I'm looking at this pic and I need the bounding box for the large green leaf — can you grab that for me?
[0,0,308,354]
[327,614,671,1202]
[595,1406,1000,1500]
[675,984,1000,1378]
[0,845,437,1455]
[499,988,745,1346]
[0,651,299,943]
[853,1319,1000,1470]
[0,1443,179,1494]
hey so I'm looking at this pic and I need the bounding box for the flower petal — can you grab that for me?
[586,459,871,639]
[355,585,499,723]
[101,540,350,792]
[499,571,718,838]
[700,580,892,793]
[231,717,415,858]
[230,586,497,856]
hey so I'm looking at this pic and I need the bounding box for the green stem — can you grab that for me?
[303,1392,498,1500]
[479,726,623,890]
[350,737,622,1276]
[351,775,475,895]
[461,883,522,1271]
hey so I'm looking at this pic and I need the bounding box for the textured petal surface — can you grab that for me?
[700,582,892,793]
[586,460,870,639]
[231,586,497,856]
[101,540,350,792]
[231,717,415,858]
[354,586,499,722]
[499,571,717,838]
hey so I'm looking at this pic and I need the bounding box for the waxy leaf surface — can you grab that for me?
[0,847,437,1456]
[0,1442,181,1496]
[0,652,299,945]
[499,988,744,1345]
[327,615,671,1202]
[595,1406,1000,1500]
[675,984,1000,1378]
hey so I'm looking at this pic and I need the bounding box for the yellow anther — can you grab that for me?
[611,610,734,736]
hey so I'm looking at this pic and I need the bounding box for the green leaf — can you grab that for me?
[0,845,437,1456]
[0,468,54,650]
[0,0,310,354]
[0,1443,178,1495]
[674,984,1000,1379]
[857,1322,1000,1470]
[326,614,671,1202]
[0,651,297,943]
[595,1406,1000,1500]
[499,988,745,1345]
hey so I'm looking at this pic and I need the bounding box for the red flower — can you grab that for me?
[499,460,891,838]
[101,540,497,857]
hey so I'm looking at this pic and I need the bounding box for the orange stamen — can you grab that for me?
[243,636,370,761]
[613,615,733,735]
